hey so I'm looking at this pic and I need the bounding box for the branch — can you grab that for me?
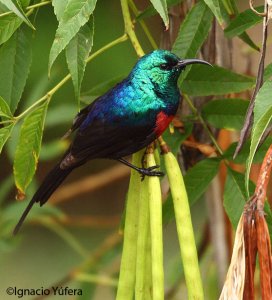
[234,1,268,158]
[120,0,145,57]
[14,34,128,120]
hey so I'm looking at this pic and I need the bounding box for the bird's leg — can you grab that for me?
[117,158,164,180]
[141,148,148,169]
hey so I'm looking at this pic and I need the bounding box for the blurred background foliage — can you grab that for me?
[0,0,272,299]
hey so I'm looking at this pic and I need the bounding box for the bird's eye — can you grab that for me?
[159,63,171,70]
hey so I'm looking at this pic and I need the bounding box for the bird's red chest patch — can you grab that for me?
[154,111,174,136]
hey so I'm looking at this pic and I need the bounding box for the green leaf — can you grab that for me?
[201,98,249,130]
[66,18,94,107]
[162,122,193,156]
[0,123,14,153]
[224,168,272,236]
[49,0,97,74]
[223,136,272,164]
[223,168,254,227]
[149,0,169,28]
[264,63,272,82]
[172,1,213,80]
[245,80,272,195]
[0,0,34,29]
[137,0,182,20]
[0,96,12,118]
[52,0,68,21]
[163,158,220,223]
[203,0,224,25]
[0,0,30,45]
[181,65,255,96]
[0,26,32,113]
[184,158,220,205]
[14,102,48,194]
[224,6,263,38]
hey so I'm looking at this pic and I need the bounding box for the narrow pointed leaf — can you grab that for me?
[49,0,97,74]
[224,6,263,38]
[0,0,30,44]
[224,168,249,227]
[201,99,249,130]
[184,158,220,205]
[149,0,169,28]
[238,32,260,52]
[224,168,272,231]
[172,1,213,60]
[245,80,272,195]
[223,137,272,164]
[66,18,94,107]
[181,65,255,96]
[14,102,48,193]
[137,0,182,20]
[52,0,68,21]
[0,26,32,113]
[0,96,12,118]
[264,63,272,82]
[203,0,224,25]
[0,0,34,29]
[0,123,14,153]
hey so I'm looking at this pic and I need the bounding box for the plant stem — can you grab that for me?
[164,151,204,300]
[0,0,51,18]
[128,0,158,50]
[146,151,164,300]
[15,34,128,120]
[116,151,142,300]
[183,94,223,156]
[120,0,145,57]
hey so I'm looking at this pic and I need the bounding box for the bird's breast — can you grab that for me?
[154,111,174,136]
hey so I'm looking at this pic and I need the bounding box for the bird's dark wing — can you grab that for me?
[60,117,157,168]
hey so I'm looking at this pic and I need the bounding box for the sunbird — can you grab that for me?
[14,50,211,234]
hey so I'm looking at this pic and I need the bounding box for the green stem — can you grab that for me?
[116,151,142,300]
[0,0,51,18]
[0,119,15,125]
[183,94,223,156]
[164,151,204,300]
[15,34,128,120]
[146,152,164,300]
[135,173,150,300]
[128,0,158,50]
[120,0,145,57]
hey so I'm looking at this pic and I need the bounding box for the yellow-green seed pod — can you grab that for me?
[164,151,204,300]
[116,151,142,300]
[146,152,164,300]
[135,175,151,300]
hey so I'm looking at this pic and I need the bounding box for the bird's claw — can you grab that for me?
[139,165,164,181]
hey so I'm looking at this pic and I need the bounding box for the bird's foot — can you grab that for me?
[139,165,164,181]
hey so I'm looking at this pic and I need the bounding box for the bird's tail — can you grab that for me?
[13,164,73,235]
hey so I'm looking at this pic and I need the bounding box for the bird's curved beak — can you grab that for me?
[177,59,212,68]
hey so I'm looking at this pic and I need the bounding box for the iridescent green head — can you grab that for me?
[131,49,211,86]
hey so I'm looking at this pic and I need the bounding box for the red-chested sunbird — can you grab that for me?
[14,50,211,234]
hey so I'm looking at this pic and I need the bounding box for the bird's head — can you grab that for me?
[131,50,211,86]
